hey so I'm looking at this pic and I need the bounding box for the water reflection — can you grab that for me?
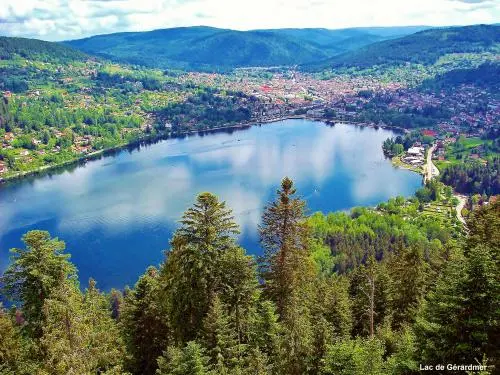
[0,120,421,289]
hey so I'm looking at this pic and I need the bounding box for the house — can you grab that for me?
[4,132,14,142]
[407,146,424,156]
[422,129,437,137]
[306,108,324,117]
[0,161,7,174]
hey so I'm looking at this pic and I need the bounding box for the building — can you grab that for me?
[422,129,437,137]
[0,161,7,174]
[407,146,424,157]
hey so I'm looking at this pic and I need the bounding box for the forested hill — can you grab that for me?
[0,36,88,63]
[63,25,428,70]
[420,61,500,91]
[304,24,500,71]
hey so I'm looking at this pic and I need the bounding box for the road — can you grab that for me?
[424,144,440,183]
[455,194,467,225]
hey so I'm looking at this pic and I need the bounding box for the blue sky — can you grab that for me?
[0,0,499,41]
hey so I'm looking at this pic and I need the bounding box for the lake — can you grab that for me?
[0,119,422,290]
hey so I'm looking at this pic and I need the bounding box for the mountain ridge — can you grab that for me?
[62,25,434,70]
[303,24,500,71]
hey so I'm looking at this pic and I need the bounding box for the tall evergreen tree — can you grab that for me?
[1,230,77,338]
[350,254,389,338]
[156,341,212,375]
[121,266,169,375]
[310,275,353,372]
[217,246,260,350]
[321,337,386,375]
[175,192,239,252]
[39,278,125,374]
[387,243,430,329]
[160,192,246,345]
[201,295,242,372]
[246,299,282,372]
[259,177,314,317]
[0,305,22,375]
[259,177,316,375]
[109,288,124,320]
[82,279,126,372]
[416,202,500,367]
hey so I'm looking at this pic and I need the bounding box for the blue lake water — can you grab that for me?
[0,119,422,291]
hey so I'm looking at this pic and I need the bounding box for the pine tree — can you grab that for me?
[40,278,125,374]
[349,255,390,337]
[387,243,429,329]
[109,288,124,320]
[247,299,282,372]
[121,266,169,375]
[310,275,353,372]
[175,192,239,252]
[416,202,500,367]
[201,295,242,372]
[1,230,77,338]
[160,192,246,345]
[162,240,213,345]
[0,305,21,374]
[243,348,272,375]
[465,200,499,252]
[259,177,316,375]
[316,275,353,338]
[321,337,386,375]
[384,326,419,375]
[217,246,260,352]
[156,341,212,375]
[259,177,313,316]
[82,279,126,372]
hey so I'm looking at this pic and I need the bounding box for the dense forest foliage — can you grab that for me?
[63,26,423,71]
[305,25,500,71]
[440,157,500,196]
[158,89,254,130]
[1,178,497,374]
[0,37,88,63]
[421,62,500,91]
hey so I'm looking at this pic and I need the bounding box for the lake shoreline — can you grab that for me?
[0,115,411,185]
[1,119,423,290]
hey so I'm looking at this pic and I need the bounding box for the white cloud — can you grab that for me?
[0,0,498,40]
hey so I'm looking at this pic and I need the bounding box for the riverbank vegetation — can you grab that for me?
[1,177,497,374]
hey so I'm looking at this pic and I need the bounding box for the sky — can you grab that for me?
[0,0,499,41]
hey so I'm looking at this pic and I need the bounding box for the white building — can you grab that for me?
[407,146,424,156]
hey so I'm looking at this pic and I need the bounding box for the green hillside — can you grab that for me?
[0,36,263,180]
[0,36,88,63]
[421,61,500,91]
[63,25,429,70]
[304,24,500,71]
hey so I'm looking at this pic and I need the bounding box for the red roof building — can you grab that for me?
[422,129,438,137]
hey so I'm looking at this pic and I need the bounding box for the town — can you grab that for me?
[2,66,498,181]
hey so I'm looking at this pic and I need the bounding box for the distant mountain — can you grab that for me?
[304,24,500,71]
[63,25,430,70]
[0,36,88,63]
